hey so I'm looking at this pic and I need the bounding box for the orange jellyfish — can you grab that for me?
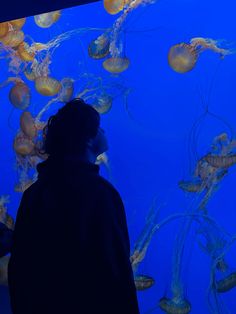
[9,80,31,109]
[168,37,232,73]
[35,76,62,96]
[17,41,35,62]
[134,275,155,291]
[24,63,37,81]
[103,57,130,73]
[9,17,26,30]
[0,30,24,48]
[0,22,9,38]
[88,32,110,59]
[20,111,37,138]
[159,297,191,314]
[104,0,127,14]
[34,10,61,28]
[59,77,74,102]
[13,131,35,156]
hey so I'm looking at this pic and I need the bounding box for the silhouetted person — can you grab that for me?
[8,98,139,314]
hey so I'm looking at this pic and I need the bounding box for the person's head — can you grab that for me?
[42,98,108,160]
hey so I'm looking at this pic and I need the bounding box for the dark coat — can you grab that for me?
[8,157,139,314]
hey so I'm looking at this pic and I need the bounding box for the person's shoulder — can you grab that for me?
[94,175,122,201]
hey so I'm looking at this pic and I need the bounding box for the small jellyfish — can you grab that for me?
[20,111,37,138]
[0,22,9,38]
[134,274,155,291]
[216,272,236,293]
[103,0,127,14]
[17,41,35,62]
[88,32,110,59]
[59,78,74,102]
[168,38,232,74]
[9,80,31,110]
[13,132,35,156]
[178,179,204,193]
[159,297,191,314]
[92,94,113,114]
[35,76,62,96]
[203,153,236,169]
[0,30,24,48]
[9,18,26,30]
[34,11,61,28]
[103,57,130,73]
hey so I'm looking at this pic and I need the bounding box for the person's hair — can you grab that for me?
[41,98,100,157]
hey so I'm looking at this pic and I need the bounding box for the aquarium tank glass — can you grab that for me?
[1,0,236,313]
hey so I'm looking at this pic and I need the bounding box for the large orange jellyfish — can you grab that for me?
[20,111,37,139]
[103,0,128,15]
[0,22,9,38]
[168,37,233,73]
[103,57,130,73]
[9,18,26,30]
[88,32,110,59]
[13,131,35,156]
[0,30,24,48]
[92,94,113,114]
[34,10,61,28]
[9,80,31,110]
[35,76,62,96]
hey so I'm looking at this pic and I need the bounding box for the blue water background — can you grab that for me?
[1,0,236,313]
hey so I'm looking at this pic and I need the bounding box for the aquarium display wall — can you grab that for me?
[0,0,236,313]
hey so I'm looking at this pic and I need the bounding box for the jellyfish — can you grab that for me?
[9,17,26,30]
[0,30,24,48]
[103,0,128,14]
[178,178,204,193]
[168,38,233,73]
[34,77,74,125]
[17,41,35,62]
[9,79,31,109]
[24,63,37,81]
[35,76,62,96]
[14,170,36,193]
[0,196,10,226]
[203,153,236,169]
[159,297,191,314]
[88,32,110,59]
[20,111,37,139]
[103,57,130,73]
[0,255,9,286]
[13,131,35,156]
[92,94,113,114]
[34,10,61,28]
[134,275,155,291]
[0,22,9,38]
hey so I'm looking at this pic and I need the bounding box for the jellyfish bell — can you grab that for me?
[35,76,62,96]
[59,78,74,102]
[134,274,155,291]
[9,81,31,110]
[103,0,127,14]
[24,63,36,81]
[17,42,35,62]
[159,297,191,314]
[34,10,61,28]
[216,272,236,293]
[88,33,110,59]
[0,22,9,38]
[103,57,130,74]
[9,18,26,30]
[168,43,198,74]
[92,95,113,114]
[0,30,24,48]
[20,111,37,139]
[13,132,35,156]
